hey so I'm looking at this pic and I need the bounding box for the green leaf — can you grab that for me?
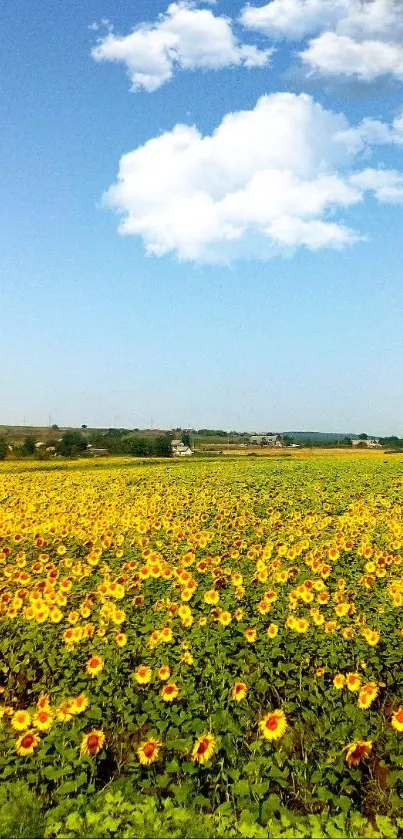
[233,779,250,797]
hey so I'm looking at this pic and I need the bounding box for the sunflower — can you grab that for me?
[345,740,372,766]
[56,704,73,723]
[357,683,378,709]
[80,729,105,756]
[259,709,287,740]
[267,623,278,638]
[244,628,257,643]
[191,732,216,764]
[346,672,361,692]
[115,633,127,647]
[86,655,104,677]
[182,651,194,664]
[333,674,345,689]
[0,705,13,719]
[15,730,40,756]
[204,590,219,605]
[11,709,31,732]
[33,710,53,732]
[391,708,403,732]
[137,738,161,765]
[218,610,232,626]
[366,631,380,646]
[37,693,51,712]
[232,682,247,702]
[161,683,179,702]
[69,693,89,715]
[158,665,171,681]
[134,665,152,685]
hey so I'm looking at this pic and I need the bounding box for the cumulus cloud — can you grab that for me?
[240,0,347,40]
[301,31,403,80]
[334,109,403,149]
[241,0,403,81]
[91,1,273,92]
[102,92,403,263]
[241,0,403,39]
[350,167,403,201]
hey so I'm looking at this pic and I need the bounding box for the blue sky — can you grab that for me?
[1,0,403,434]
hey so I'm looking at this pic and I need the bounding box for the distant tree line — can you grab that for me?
[87,429,172,458]
[0,429,173,460]
[175,429,248,438]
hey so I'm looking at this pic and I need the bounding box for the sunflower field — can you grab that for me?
[1,454,403,836]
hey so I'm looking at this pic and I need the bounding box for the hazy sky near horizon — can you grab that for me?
[1,0,403,435]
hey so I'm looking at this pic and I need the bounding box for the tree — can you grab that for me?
[181,431,192,447]
[22,437,36,455]
[128,437,152,457]
[282,435,295,447]
[0,439,7,461]
[154,434,173,458]
[379,435,401,448]
[358,433,368,440]
[57,430,87,458]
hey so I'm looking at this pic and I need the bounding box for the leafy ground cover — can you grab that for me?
[1,454,403,835]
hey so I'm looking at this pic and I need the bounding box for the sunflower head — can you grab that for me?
[137,738,161,765]
[232,682,247,702]
[345,740,372,766]
[15,730,40,756]
[259,709,287,741]
[80,729,105,757]
[191,732,216,764]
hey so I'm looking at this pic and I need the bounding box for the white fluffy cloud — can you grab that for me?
[350,167,403,201]
[331,109,403,158]
[301,31,403,79]
[91,1,273,92]
[103,92,403,263]
[241,0,403,81]
[241,0,403,39]
[240,0,347,40]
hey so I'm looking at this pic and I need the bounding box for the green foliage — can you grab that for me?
[153,433,173,457]
[0,781,44,838]
[22,436,36,455]
[42,793,403,839]
[56,430,88,457]
[0,438,8,460]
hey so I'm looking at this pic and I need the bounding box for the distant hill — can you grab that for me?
[282,431,362,443]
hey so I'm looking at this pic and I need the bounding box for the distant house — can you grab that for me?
[171,440,194,456]
[249,434,283,447]
[352,438,381,449]
[88,447,109,457]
